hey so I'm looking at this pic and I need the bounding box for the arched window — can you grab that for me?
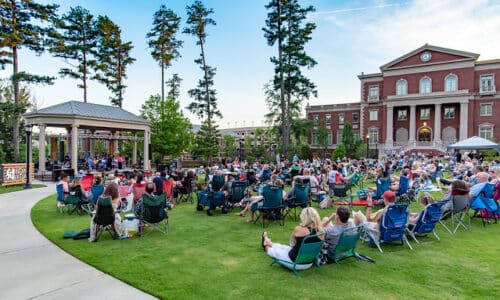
[419,77,432,94]
[396,79,407,96]
[445,74,458,92]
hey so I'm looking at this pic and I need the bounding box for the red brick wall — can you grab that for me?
[391,50,469,68]
[362,80,383,102]
[475,69,500,92]
[471,98,500,141]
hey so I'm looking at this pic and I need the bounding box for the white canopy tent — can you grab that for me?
[447,136,500,152]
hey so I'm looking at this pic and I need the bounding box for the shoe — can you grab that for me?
[261,232,266,249]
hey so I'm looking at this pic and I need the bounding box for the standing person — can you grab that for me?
[117,154,124,169]
[153,171,166,195]
[261,207,324,270]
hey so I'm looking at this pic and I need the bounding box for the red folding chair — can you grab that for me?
[163,179,174,199]
[133,183,146,202]
[81,175,94,192]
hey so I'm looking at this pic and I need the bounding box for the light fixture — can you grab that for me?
[423,122,427,127]
[24,123,33,189]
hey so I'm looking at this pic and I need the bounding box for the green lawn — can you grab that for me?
[32,193,499,300]
[0,184,45,194]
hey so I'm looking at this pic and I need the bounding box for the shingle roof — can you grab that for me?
[26,101,149,124]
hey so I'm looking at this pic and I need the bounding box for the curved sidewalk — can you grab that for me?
[0,181,157,300]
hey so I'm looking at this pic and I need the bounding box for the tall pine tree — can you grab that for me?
[0,0,57,162]
[49,6,98,102]
[263,0,317,157]
[94,15,135,107]
[146,5,182,103]
[184,0,220,164]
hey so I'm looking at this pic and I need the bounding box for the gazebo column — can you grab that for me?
[132,133,137,167]
[38,124,46,173]
[143,129,150,170]
[71,124,78,175]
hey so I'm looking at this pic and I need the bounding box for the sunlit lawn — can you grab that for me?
[0,184,45,194]
[31,182,500,300]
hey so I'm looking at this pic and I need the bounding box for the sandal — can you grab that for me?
[235,212,245,217]
[247,218,255,223]
[261,232,266,249]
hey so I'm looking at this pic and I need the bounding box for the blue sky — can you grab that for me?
[2,0,500,129]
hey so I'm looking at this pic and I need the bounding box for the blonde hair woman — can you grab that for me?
[261,207,324,270]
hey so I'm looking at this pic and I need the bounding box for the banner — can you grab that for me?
[0,163,35,186]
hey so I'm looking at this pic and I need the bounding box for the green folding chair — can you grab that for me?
[139,193,169,236]
[271,233,325,277]
[329,225,374,264]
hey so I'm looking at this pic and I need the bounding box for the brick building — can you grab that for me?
[306,44,500,156]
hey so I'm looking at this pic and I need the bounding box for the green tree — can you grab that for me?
[192,119,220,164]
[147,5,182,103]
[291,118,312,144]
[184,0,220,164]
[316,119,329,159]
[0,0,57,162]
[141,94,192,160]
[263,0,317,157]
[49,6,98,102]
[94,15,135,107]
[341,122,357,158]
[332,144,346,160]
[222,134,237,159]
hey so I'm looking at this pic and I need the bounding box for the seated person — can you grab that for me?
[88,182,122,242]
[319,206,355,264]
[293,168,319,194]
[56,172,70,207]
[135,182,173,217]
[408,192,435,225]
[221,174,235,199]
[235,179,286,223]
[89,175,105,205]
[440,179,469,214]
[469,172,490,198]
[261,207,324,269]
[353,191,396,239]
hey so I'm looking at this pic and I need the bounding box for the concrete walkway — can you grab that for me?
[0,181,157,300]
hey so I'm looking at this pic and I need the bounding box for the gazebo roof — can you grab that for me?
[25,101,149,124]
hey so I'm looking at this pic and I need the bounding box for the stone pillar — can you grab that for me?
[386,105,394,145]
[409,105,416,142]
[132,133,137,166]
[459,102,468,140]
[143,130,150,170]
[434,104,441,142]
[71,125,78,176]
[38,124,46,173]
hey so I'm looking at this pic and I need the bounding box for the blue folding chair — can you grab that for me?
[406,202,444,243]
[90,184,104,205]
[470,183,499,226]
[365,203,413,253]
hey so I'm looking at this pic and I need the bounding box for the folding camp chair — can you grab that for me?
[227,180,248,209]
[64,186,86,215]
[80,174,94,192]
[406,202,444,243]
[470,183,500,226]
[162,179,174,201]
[177,178,194,203]
[139,193,169,236]
[284,184,310,221]
[255,185,285,228]
[270,233,325,277]
[439,195,471,234]
[364,203,413,253]
[93,196,117,241]
[132,183,146,202]
[89,184,104,205]
[211,174,225,192]
[56,183,65,213]
[329,225,375,264]
[373,177,391,204]
[396,176,410,202]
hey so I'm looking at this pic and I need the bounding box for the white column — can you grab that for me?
[143,130,150,170]
[38,124,46,173]
[434,104,441,142]
[386,105,394,145]
[71,125,78,176]
[459,102,469,140]
[409,105,416,142]
[132,133,137,166]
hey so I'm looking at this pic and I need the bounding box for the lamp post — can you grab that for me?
[365,134,370,158]
[24,123,33,189]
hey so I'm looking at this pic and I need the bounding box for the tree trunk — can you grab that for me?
[277,0,288,157]
[12,45,20,162]
[200,39,212,165]
[161,58,165,103]
[83,51,87,102]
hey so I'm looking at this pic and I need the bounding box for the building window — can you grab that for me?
[325,114,331,125]
[369,110,378,121]
[368,128,379,144]
[444,107,455,119]
[479,125,493,140]
[327,133,333,146]
[336,131,342,145]
[480,74,495,93]
[444,74,458,92]
[397,110,407,121]
[338,113,344,124]
[353,131,360,141]
[312,133,318,145]
[480,103,492,116]
[419,77,432,94]
[368,86,379,101]
[313,115,318,125]
[352,113,359,123]
[420,108,430,120]
[396,79,407,96]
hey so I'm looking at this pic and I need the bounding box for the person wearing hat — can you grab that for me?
[353,190,397,233]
